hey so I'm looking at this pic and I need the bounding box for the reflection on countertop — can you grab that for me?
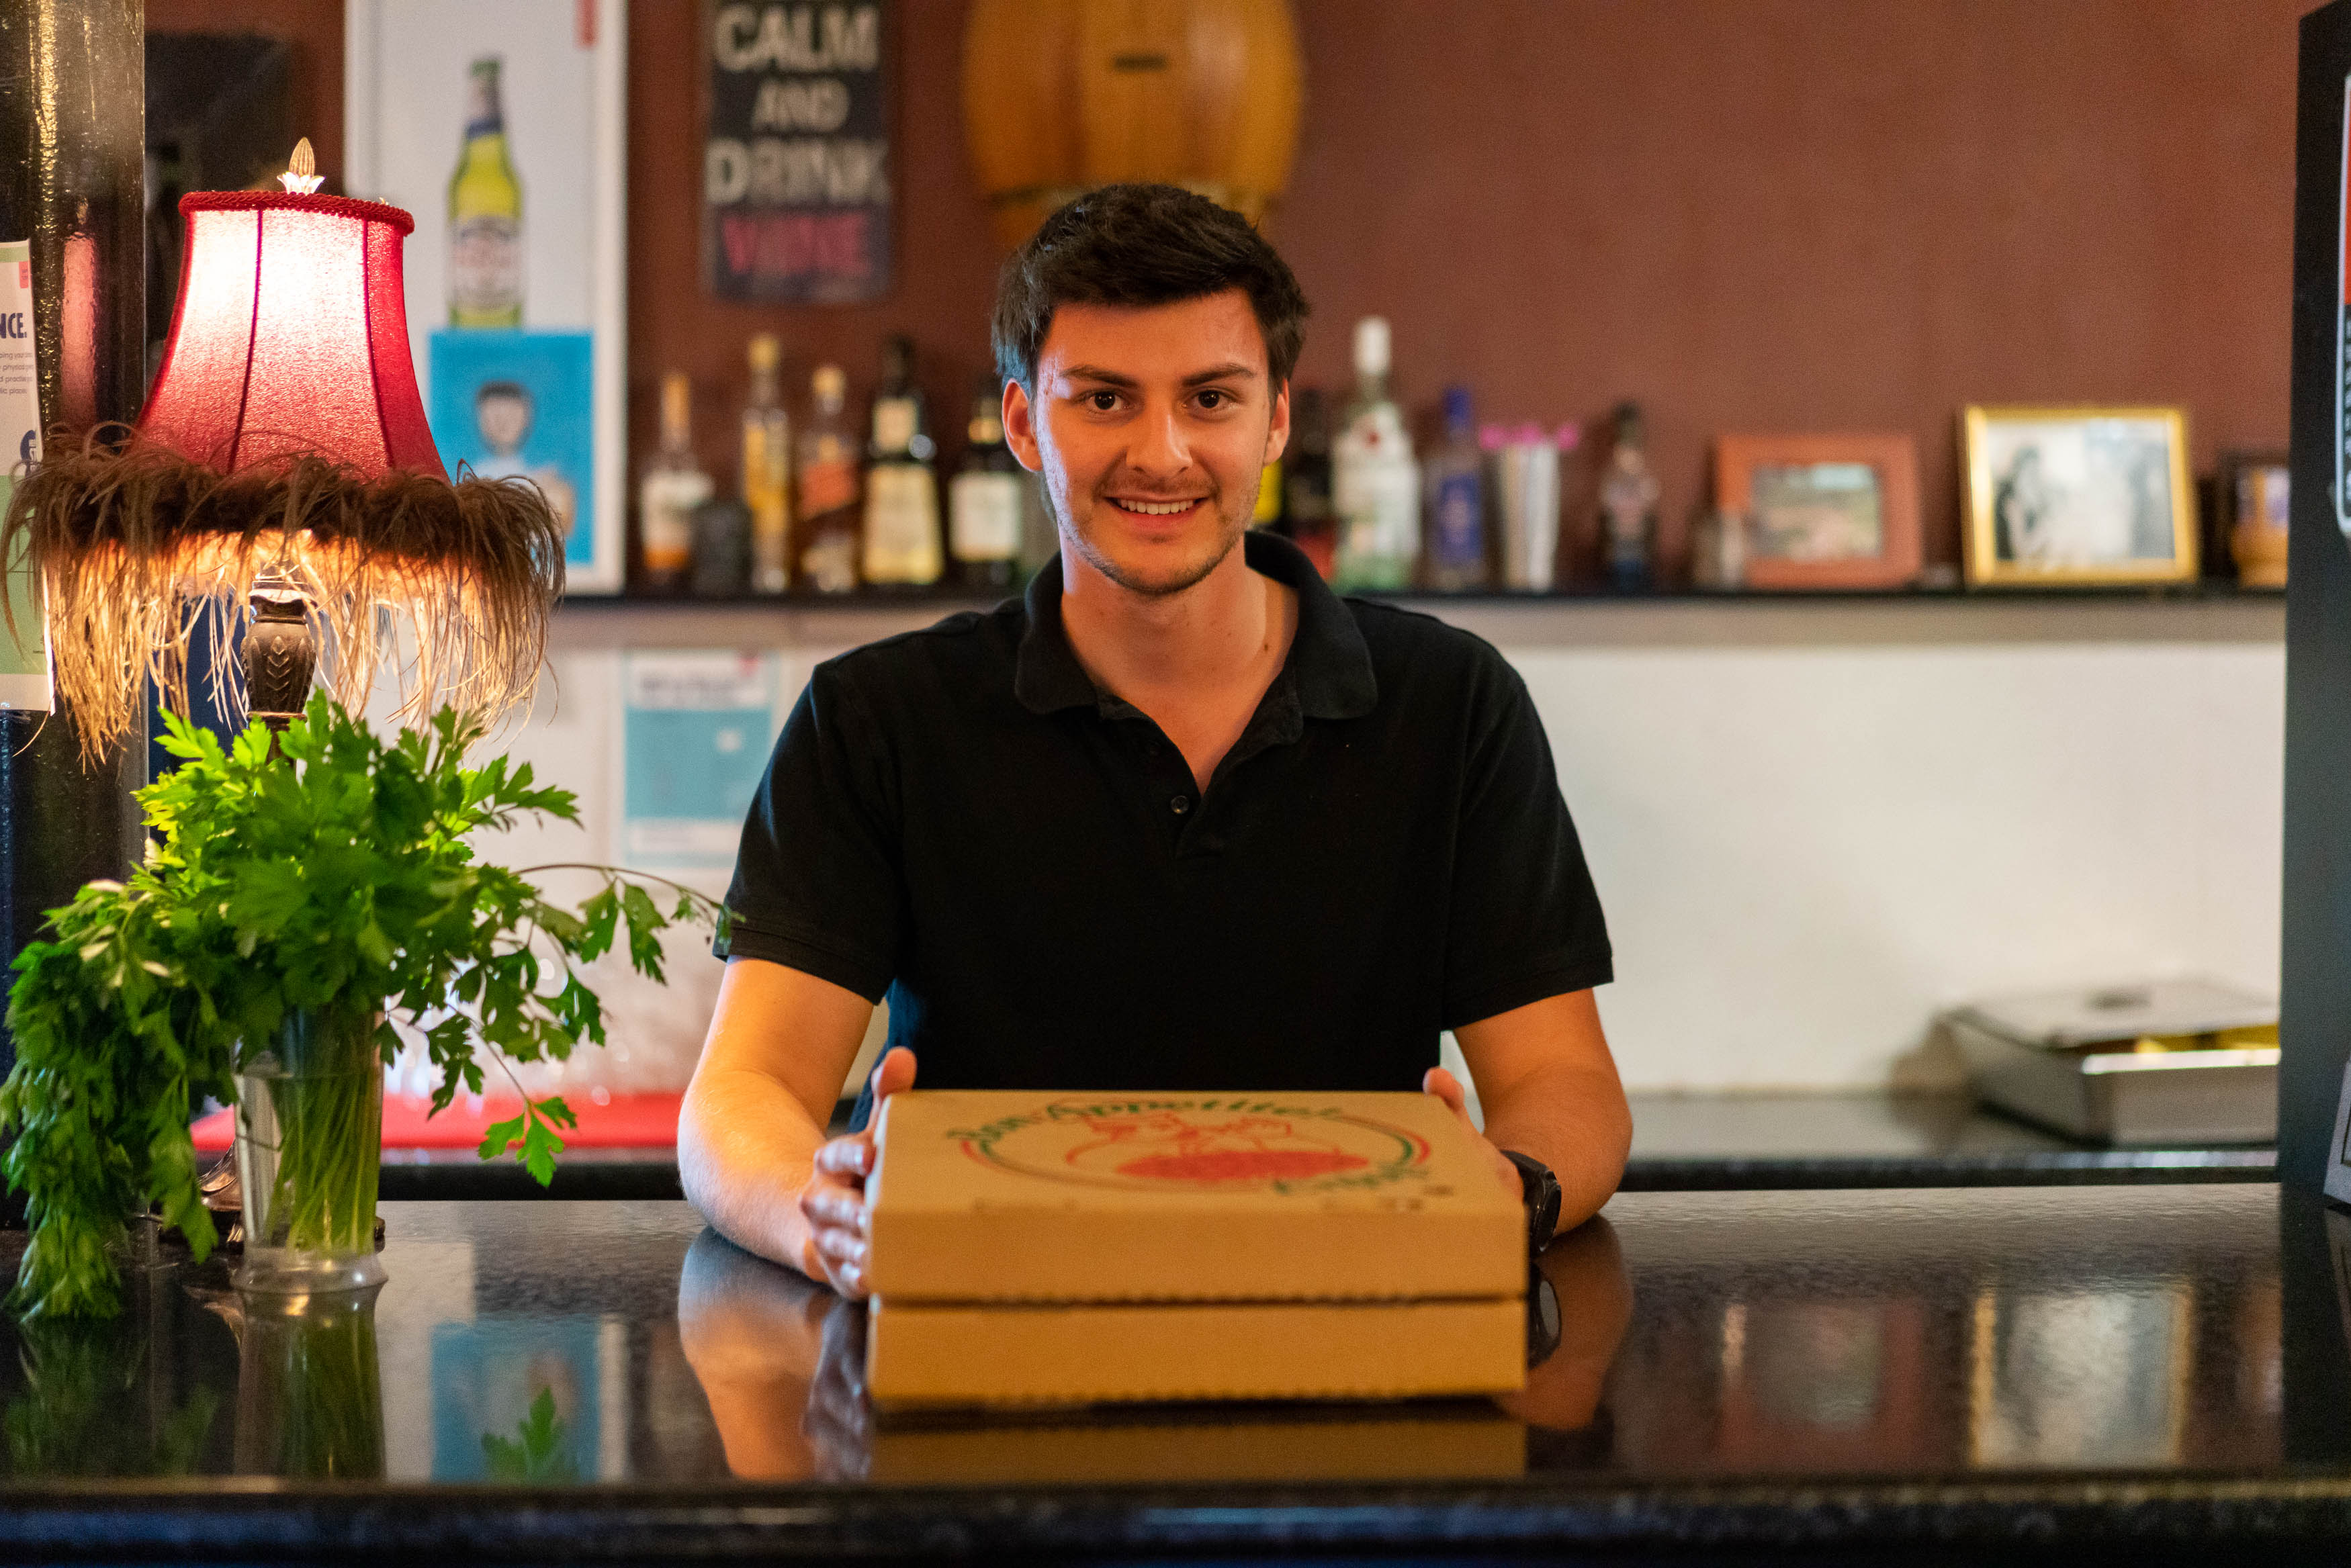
[0,1185,2340,1560]
[365,1093,2280,1203]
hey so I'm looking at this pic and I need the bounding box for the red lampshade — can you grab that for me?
[138,191,446,480]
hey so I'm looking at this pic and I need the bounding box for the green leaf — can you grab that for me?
[476,1114,525,1161]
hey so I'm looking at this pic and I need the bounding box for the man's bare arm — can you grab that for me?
[1453,988,1631,1236]
[679,958,875,1279]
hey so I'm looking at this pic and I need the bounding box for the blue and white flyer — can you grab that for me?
[0,238,48,712]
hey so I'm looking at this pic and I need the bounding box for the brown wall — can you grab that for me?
[161,0,2303,583]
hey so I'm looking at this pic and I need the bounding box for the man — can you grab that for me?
[682,184,1628,1298]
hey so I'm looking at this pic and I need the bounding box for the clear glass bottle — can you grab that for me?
[1423,384,1491,591]
[638,372,710,593]
[1331,317,1419,591]
[861,334,942,588]
[948,373,1023,591]
[796,364,862,594]
[447,56,523,328]
[1599,400,1659,591]
[1280,386,1337,579]
[742,332,793,594]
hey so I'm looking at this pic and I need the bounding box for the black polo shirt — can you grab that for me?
[721,531,1611,1121]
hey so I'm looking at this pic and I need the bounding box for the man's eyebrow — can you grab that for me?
[1059,364,1139,388]
[1055,361,1262,389]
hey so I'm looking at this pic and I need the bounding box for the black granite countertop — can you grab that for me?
[5,1183,2351,1563]
[376,1091,2277,1201]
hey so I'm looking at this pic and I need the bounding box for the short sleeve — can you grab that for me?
[1441,657,1612,1029]
[717,661,903,1002]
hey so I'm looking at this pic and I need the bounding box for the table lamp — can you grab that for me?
[2,141,562,756]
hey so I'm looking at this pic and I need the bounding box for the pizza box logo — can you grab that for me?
[946,1097,1438,1196]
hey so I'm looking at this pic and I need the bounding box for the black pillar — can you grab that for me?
[0,0,146,1080]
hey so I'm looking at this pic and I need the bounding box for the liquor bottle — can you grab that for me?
[861,336,942,587]
[796,364,861,594]
[742,332,793,594]
[1331,317,1419,590]
[1598,400,1660,591]
[639,373,711,593]
[1280,387,1337,578]
[948,374,1023,590]
[447,56,523,328]
[1423,385,1491,591]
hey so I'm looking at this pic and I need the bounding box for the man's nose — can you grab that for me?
[1126,403,1191,476]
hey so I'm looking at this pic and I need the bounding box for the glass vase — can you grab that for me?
[233,1285,386,1479]
[233,1009,386,1294]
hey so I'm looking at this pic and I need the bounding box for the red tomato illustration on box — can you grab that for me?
[955,1097,1434,1195]
[1065,1111,1372,1184]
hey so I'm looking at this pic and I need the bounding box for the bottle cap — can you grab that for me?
[748,333,780,372]
[1444,385,1472,433]
[1353,317,1391,378]
[813,363,846,410]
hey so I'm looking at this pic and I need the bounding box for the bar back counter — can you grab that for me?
[3,1183,2346,1565]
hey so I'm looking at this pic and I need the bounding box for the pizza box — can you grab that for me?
[864,1295,1526,1409]
[864,1403,1525,1481]
[866,1090,1523,1303]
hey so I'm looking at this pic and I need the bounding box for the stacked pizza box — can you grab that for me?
[864,1089,1527,1409]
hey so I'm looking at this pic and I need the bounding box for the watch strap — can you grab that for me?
[1499,1148,1562,1254]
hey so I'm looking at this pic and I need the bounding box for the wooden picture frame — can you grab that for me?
[1961,406,2197,588]
[1713,433,1922,590]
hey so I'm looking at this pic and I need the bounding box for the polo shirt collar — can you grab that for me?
[1014,531,1378,721]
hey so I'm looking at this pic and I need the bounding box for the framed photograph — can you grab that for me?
[345,0,627,592]
[1713,434,1921,590]
[1961,407,2196,586]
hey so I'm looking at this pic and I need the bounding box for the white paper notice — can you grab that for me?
[619,650,779,869]
[0,239,49,711]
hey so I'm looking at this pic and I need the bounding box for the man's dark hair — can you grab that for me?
[991,183,1308,394]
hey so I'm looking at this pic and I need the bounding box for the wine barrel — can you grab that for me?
[963,0,1304,250]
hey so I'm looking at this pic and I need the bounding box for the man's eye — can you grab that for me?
[1197,389,1228,410]
[1087,391,1120,412]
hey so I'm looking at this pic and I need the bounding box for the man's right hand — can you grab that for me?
[796,1046,916,1299]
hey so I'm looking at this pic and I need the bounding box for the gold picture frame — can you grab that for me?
[1961,406,2197,586]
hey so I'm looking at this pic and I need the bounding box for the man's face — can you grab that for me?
[476,389,531,455]
[1004,289,1289,598]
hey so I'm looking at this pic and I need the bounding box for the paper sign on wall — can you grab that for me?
[620,651,779,869]
[0,239,49,712]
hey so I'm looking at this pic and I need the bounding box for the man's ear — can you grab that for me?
[1002,378,1043,474]
[1263,381,1292,467]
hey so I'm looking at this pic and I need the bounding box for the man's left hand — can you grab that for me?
[1423,1065,1522,1200]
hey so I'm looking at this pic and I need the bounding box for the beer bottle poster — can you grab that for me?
[705,1,894,303]
[345,0,629,594]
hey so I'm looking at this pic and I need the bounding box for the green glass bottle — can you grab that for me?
[447,57,523,328]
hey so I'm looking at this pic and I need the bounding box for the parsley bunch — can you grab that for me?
[0,695,721,1318]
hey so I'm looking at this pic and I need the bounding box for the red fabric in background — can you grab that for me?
[189,1091,682,1154]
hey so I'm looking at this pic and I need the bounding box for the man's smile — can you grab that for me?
[1107,496,1207,518]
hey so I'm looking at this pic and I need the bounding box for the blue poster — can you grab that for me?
[621,651,781,870]
[429,328,596,569]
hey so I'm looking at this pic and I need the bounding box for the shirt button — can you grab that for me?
[1169,794,1192,816]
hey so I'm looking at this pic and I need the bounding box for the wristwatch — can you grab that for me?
[1499,1149,1562,1254]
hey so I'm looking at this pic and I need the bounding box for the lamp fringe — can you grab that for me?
[1,428,566,759]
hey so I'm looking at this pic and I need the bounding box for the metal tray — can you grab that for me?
[1945,1013,2276,1146]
